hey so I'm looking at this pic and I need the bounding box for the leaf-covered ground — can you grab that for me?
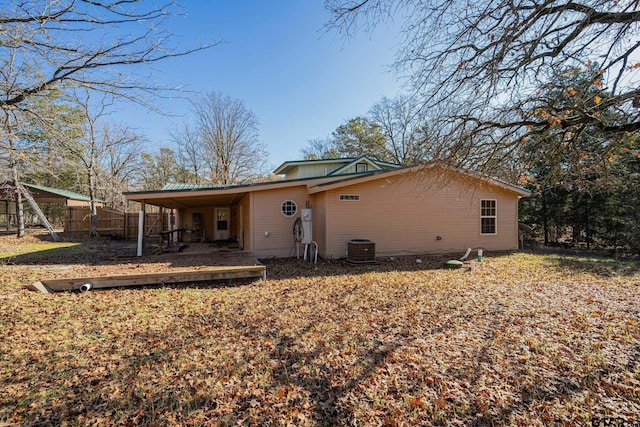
[1,234,639,426]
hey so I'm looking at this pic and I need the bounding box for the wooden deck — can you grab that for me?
[29,250,266,293]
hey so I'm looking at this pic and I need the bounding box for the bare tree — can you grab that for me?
[95,122,144,212]
[0,119,25,236]
[0,100,75,236]
[0,0,216,236]
[327,0,640,173]
[139,147,179,191]
[300,137,340,160]
[192,92,269,185]
[300,96,450,165]
[57,89,143,235]
[0,1,214,112]
[172,124,207,184]
[369,95,438,165]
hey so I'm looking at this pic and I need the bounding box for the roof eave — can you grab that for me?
[308,163,532,196]
[124,174,350,202]
[22,183,92,202]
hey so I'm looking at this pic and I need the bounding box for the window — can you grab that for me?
[281,200,297,217]
[216,209,228,230]
[356,162,368,173]
[339,194,360,201]
[481,200,497,234]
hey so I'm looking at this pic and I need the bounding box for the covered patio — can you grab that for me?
[126,185,252,256]
[124,178,319,259]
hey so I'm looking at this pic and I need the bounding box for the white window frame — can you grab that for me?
[281,200,297,217]
[356,162,368,173]
[480,199,497,235]
[339,194,361,201]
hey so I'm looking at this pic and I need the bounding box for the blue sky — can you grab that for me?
[114,1,403,170]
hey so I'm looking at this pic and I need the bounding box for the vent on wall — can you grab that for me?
[347,239,375,263]
[339,194,360,201]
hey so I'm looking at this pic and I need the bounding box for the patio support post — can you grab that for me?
[168,208,177,245]
[158,206,164,253]
[124,211,128,240]
[137,200,145,256]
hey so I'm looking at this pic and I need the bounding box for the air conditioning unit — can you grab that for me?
[347,239,376,263]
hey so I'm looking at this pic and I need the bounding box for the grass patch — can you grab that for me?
[0,242,81,260]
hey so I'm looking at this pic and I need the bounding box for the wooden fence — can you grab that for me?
[65,207,168,238]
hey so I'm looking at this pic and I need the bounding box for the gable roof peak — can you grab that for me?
[274,156,403,176]
[273,157,356,175]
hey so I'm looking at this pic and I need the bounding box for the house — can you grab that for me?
[124,158,530,258]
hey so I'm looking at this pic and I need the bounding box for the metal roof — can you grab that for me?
[22,183,93,201]
[125,163,530,209]
[273,156,403,175]
[161,183,225,191]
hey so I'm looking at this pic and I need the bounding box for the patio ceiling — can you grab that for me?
[130,193,246,209]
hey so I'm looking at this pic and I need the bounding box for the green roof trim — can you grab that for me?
[23,183,93,202]
[125,171,373,196]
[326,155,392,176]
[161,183,226,191]
[273,156,403,176]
